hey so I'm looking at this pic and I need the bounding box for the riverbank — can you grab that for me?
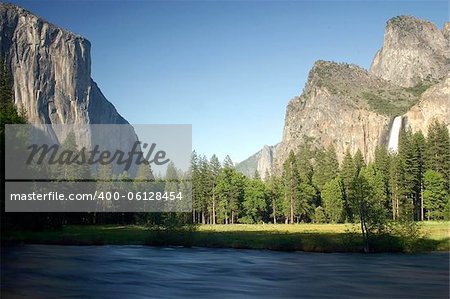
[2,222,449,252]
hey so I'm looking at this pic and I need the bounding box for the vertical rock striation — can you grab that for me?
[0,4,139,174]
[370,16,450,88]
[236,144,279,180]
[274,60,418,169]
[273,16,450,171]
[404,76,450,134]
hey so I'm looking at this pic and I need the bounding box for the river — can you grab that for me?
[1,245,448,298]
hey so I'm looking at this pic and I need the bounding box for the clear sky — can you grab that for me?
[9,0,449,163]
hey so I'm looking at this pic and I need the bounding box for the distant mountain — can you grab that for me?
[236,144,279,180]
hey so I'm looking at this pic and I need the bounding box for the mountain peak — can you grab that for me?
[0,3,85,41]
[0,1,140,175]
[387,15,434,28]
[370,15,449,87]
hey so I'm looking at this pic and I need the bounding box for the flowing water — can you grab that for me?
[388,116,403,153]
[1,245,449,298]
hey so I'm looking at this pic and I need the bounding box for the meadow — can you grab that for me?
[3,222,449,253]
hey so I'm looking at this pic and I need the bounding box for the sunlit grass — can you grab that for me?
[419,221,450,240]
[3,221,448,252]
[199,223,358,233]
[199,222,449,236]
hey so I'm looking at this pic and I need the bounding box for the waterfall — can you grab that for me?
[387,116,402,153]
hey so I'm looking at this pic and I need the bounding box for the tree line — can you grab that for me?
[1,56,449,234]
[191,124,450,226]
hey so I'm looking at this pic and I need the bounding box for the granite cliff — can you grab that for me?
[236,144,279,180]
[0,4,139,175]
[370,16,449,88]
[241,15,449,176]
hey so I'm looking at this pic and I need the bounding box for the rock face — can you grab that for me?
[236,144,278,180]
[0,4,139,175]
[257,145,277,180]
[275,60,420,168]
[370,16,450,88]
[273,16,450,171]
[404,76,450,134]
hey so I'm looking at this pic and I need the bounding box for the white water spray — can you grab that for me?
[387,116,402,153]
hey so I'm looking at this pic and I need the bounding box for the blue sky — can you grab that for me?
[10,0,449,163]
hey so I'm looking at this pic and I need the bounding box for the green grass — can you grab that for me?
[2,222,449,253]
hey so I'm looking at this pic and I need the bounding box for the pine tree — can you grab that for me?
[296,143,314,184]
[282,150,299,223]
[412,131,426,220]
[374,145,392,217]
[426,121,450,188]
[321,177,344,223]
[242,177,267,223]
[313,206,326,223]
[191,151,200,223]
[312,146,339,191]
[397,130,418,220]
[390,153,404,220]
[230,170,245,224]
[362,163,387,221]
[215,158,244,224]
[340,149,356,221]
[223,155,234,169]
[209,154,221,224]
[265,174,284,224]
[296,182,316,223]
[0,56,26,139]
[0,58,13,108]
[353,149,366,175]
[53,131,88,181]
[423,170,449,220]
[164,161,179,191]
[197,155,211,224]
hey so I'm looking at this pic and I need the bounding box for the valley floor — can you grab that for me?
[2,222,449,253]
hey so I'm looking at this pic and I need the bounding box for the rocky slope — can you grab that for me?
[272,16,450,172]
[0,4,139,175]
[275,60,415,167]
[404,76,450,134]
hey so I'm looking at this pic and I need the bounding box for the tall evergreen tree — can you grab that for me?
[191,151,200,223]
[423,170,449,220]
[242,177,267,224]
[353,149,366,175]
[197,155,211,224]
[390,153,404,220]
[209,154,221,224]
[397,130,418,220]
[312,146,339,191]
[374,145,392,217]
[296,143,314,184]
[321,177,344,223]
[265,173,284,224]
[282,150,300,223]
[295,182,316,223]
[426,121,450,187]
[412,131,426,220]
[340,149,357,221]
[215,158,243,224]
